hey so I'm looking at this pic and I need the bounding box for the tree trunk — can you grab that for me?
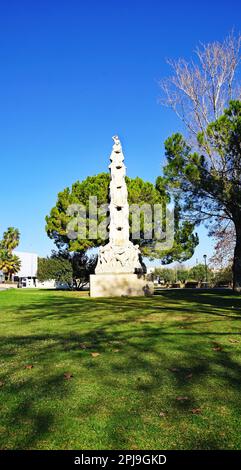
[233,222,241,292]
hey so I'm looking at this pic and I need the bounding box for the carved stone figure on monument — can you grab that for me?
[109,152,124,166]
[111,168,126,187]
[112,135,122,153]
[109,183,127,206]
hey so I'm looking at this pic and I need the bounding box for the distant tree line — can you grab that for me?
[153,264,232,287]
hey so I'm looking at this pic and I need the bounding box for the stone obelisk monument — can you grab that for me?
[90,136,153,297]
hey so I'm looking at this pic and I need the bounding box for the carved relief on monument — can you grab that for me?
[96,242,141,274]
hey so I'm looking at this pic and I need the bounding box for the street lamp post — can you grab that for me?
[203,254,208,284]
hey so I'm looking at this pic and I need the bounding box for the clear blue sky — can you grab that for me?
[0,0,240,264]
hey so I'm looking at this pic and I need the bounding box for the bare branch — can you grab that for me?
[159,32,241,171]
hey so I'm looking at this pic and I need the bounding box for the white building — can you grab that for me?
[0,251,70,289]
[14,251,38,287]
[13,252,68,289]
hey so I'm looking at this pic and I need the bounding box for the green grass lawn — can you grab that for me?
[0,288,241,450]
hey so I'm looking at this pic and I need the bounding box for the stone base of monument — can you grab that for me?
[89,273,154,297]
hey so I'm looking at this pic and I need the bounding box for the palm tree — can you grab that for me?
[0,227,20,253]
[0,250,21,281]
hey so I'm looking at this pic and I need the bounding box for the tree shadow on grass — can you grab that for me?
[6,289,241,327]
[0,372,70,449]
[0,289,241,449]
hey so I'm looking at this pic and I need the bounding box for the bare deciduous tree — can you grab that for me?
[160,33,241,290]
[210,221,235,269]
[160,32,241,137]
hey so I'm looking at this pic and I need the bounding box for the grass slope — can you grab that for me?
[0,288,241,450]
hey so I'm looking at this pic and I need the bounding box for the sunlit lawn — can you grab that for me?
[0,288,241,450]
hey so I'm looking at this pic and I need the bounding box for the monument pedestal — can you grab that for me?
[90,273,153,297]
